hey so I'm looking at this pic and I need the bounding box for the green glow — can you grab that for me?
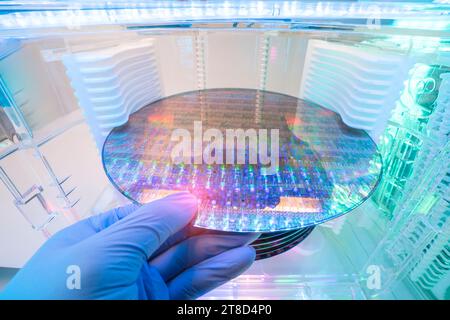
[373,63,449,219]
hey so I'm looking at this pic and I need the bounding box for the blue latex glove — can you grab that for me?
[1,192,259,299]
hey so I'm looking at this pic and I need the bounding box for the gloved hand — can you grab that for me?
[1,192,259,299]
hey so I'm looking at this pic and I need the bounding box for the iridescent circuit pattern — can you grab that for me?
[102,89,382,232]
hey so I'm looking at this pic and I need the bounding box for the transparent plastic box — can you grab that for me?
[0,1,449,299]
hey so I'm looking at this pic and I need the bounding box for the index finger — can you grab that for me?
[89,192,198,260]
